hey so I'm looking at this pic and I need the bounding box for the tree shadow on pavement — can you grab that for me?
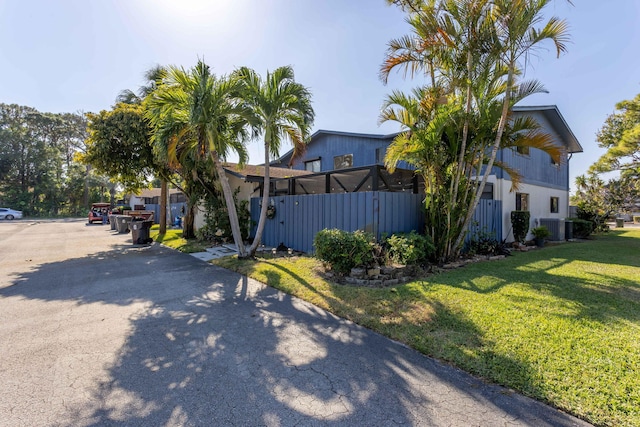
[0,244,587,426]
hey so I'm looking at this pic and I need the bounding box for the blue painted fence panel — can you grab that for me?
[251,194,501,253]
[468,199,503,242]
[144,202,187,224]
[251,192,424,253]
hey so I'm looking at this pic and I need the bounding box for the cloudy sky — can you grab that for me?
[1,0,639,191]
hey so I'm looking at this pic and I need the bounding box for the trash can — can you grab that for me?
[565,220,573,240]
[131,219,153,244]
[616,218,625,228]
[115,215,133,234]
[109,215,117,231]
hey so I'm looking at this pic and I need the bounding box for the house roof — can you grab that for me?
[222,163,311,180]
[133,188,183,198]
[512,105,583,153]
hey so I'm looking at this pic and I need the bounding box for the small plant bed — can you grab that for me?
[150,225,209,253]
[213,229,640,427]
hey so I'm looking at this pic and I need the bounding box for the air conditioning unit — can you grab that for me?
[539,218,565,241]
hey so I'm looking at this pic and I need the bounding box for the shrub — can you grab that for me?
[466,229,509,256]
[576,205,609,233]
[314,229,374,274]
[386,231,434,265]
[568,217,593,238]
[531,226,550,239]
[198,188,252,243]
[511,210,530,243]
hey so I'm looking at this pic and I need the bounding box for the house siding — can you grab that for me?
[497,180,569,241]
[500,110,570,190]
[287,133,394,172]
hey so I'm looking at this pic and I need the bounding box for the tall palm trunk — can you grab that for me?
[248,140,271,256]
[453,62,515,254]
[183,198,196,239]
[159,179,168,234]
[212,154,247,257]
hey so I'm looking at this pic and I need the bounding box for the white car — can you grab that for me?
[0,208,23,220]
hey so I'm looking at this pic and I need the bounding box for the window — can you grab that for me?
[516,146,530,156]
[333,154,353,170]
[516,192,529,211]
[170,193,187,203]
[305,158,321,173]
[550,197,559,213]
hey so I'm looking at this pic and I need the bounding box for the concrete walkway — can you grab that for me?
[190,243,276,262]
[0,220,591,426]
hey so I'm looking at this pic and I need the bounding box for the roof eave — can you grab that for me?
[513,105,583,153]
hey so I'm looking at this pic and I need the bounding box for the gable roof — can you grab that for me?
[133,188,183,198]
[512,105,583,153]
[272,105,583,165]
[272,129,400,166]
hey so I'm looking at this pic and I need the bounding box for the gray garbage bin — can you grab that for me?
[115,215,133,233]
[109,215,117,231]
[131,219,153,244]
[616,218,625,228]
[565,220,573,240]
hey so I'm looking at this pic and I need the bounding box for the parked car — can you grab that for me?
[0,208,23,220]
[88,203,111,224]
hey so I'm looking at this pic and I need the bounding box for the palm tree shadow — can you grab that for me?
[1,244,583,426]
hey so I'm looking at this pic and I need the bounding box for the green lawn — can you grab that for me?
[150,225,209,253]
[214,229,640,427]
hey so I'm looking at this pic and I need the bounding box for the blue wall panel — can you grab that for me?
[467,199,503,242]
[251,193,499,253]
[251,192,424,253]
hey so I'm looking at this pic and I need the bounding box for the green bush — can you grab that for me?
[466,228,508,256]
[531,226,550,239]
[510,210,530,243]
[386,231,434,265]
[314,229,374,274]
[568,217,593,238]
[198,188,252,242]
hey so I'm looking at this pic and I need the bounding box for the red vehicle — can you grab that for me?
[88,203,111,224]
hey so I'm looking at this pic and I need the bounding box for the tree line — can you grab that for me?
[0,104,113,216]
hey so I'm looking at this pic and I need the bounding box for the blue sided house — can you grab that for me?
[250,105,582,252]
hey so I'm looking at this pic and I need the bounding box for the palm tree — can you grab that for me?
[382,0,570,261]
[233,66,314,257]
[454,0,570,251]
[381,81,563,261]
[145,60,258,257]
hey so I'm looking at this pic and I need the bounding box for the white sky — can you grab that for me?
[1,0,639,192]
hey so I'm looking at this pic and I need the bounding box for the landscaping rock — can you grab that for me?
[367,267,381,277]
[350,268,366,279]
[381,266,395,275]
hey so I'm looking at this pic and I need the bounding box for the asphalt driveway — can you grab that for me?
[0,219,591,426]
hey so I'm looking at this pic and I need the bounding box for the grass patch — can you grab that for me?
[213,230,640,427]
[150,225,208,253]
